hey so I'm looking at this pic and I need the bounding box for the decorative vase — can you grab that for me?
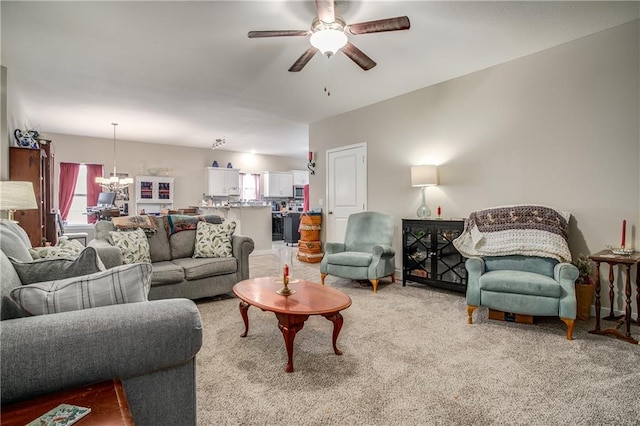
[416,186,431,219]
[227,162,233,168]
[14,129,39,149]
[212,161,219,167]
[575,283,594,320]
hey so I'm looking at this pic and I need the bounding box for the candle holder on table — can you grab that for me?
[276,276,296,296]
[608,246,634,256]
[611,219,633,256]
[276,263,296,296]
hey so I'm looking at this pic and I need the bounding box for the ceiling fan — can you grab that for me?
[248,0,410,72]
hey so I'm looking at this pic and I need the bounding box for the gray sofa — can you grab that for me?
[0,219,203,425]
[89,215,255,300]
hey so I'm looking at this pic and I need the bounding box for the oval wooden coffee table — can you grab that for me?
[233,277,352,373]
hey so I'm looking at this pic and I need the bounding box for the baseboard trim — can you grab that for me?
[251,249,275,256]
[595,306,632,318]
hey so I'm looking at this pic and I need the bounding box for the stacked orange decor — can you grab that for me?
[297,213,324,263]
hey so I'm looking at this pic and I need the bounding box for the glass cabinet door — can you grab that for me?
[435,225,466,287]
[404,224,432,280]
[158,182,171,200]
[139,181,154,199]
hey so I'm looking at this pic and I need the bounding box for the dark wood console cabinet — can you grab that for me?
[402,218,468,293]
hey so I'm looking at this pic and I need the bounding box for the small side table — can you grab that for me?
[1,379,134,426]
[588,249,640,345]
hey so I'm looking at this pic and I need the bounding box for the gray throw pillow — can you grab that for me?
[10,263,152,316]
[9,247,105,285]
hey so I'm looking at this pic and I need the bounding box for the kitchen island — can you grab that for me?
[197,205,272,254]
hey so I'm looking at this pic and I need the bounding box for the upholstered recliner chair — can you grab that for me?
[454,205,579,340]
[465,256,579,339]
[320,211,395,293]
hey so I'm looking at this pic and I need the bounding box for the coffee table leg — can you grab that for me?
[239,301,250,337]
[275,313,307,373]
[323,312,344,355]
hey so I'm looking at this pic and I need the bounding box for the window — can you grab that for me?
[66,165,88,225]
[240,173,260,201]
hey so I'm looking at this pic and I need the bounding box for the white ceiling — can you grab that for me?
[2,1,638,159]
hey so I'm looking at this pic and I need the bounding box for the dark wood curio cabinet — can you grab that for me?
[9,143,56,247]
[402,219,468,293]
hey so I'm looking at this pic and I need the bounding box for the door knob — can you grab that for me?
[328,211,333,214]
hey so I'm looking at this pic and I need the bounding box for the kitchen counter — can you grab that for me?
[201,205,272,209]
[197,205,272,254]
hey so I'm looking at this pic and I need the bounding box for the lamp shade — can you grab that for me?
[0,181,38,210]
[411,165,439,187]
[310,29,348,56]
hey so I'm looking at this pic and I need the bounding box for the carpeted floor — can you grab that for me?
[195,251,640,425]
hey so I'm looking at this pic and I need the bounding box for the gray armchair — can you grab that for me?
[320,211,396,293]
[466,255,579,339]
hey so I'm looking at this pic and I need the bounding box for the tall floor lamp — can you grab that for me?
[411,165,439,219]
[0,181,38,222]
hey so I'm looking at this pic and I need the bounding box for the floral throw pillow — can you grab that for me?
[109,228,151,264]
[193,221,236,258]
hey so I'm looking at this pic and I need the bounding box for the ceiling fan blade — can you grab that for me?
[346,16,410,35]
[289,47,319,72]
[341,42,376,71]
[315,0,335,24]
[248,30,311,38]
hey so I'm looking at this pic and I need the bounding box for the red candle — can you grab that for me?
[284,264,289,277]
[308,151,313,162]
[621,220,626,247]
[437,206,441,217]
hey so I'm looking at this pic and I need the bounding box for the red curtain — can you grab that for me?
[58,162,80,221]
[86,164,104,224]
[303,184,310,213]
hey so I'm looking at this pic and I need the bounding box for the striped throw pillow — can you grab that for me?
[10,263,152,316]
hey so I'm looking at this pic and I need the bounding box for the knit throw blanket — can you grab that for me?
[452,205,572,262]
[163,214,223,235]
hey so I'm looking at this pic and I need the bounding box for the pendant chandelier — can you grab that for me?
[95,123,133,197]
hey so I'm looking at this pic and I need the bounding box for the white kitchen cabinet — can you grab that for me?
[291,170,309,186]
[207,168,240,196]
[261,171,293,197]
[135,175,175,214]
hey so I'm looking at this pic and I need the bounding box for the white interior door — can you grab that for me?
[326,143,367,243]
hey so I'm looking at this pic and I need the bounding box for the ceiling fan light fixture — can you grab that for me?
[310,29,347,57]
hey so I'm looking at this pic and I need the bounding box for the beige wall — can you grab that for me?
[46,132,307,210]
[2,65,33,181]
[310,20,639,311]
[1,66,7,181]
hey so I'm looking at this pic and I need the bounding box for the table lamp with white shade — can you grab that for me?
[0,181,38,222]
[411,165,439,219]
